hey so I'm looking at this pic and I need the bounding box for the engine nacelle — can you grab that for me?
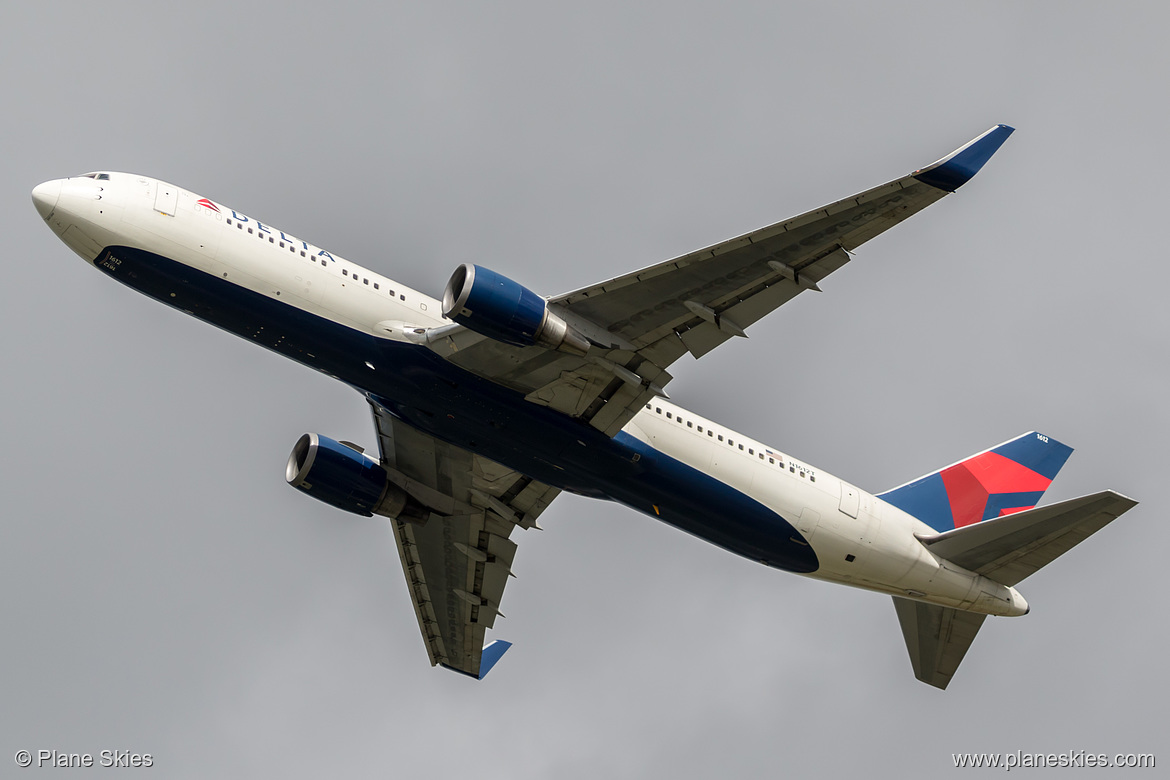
[442,263,589,355]
[285,433,429,524]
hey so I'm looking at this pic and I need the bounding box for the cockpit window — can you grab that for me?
[78,173,110,180]
[96,173,110,180]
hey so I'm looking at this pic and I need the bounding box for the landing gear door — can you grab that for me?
[839,481,859,518]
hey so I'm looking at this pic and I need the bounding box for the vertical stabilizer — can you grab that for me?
[878,432,1073,533]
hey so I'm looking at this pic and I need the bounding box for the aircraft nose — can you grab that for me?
[32,179,62,220]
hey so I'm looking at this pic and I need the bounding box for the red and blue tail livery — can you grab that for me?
[877,432,1073,533]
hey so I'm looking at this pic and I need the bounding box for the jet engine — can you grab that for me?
[442,263,590,355]
[285,433,429,524]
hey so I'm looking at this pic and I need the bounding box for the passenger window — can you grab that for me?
[707,431,713,437]
[227,218,232,225]
[269,237,274,243]
[400,294,406,301]
[718,435,724,442]
[279,241,285,248]
[655,407,662,414]
[759,453,764,459]
[666,413,672,420]
[248,228,254,234]
[738,444,744,451]
[748,448,754,455]
[768,457,775,464]
[363,278,369,285]
[374,283,380,290]
[343,269,348,276]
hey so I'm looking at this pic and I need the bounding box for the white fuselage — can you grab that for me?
[33,172,1028,618]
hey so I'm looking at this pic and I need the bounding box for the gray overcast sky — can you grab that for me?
[3,2,1166,777]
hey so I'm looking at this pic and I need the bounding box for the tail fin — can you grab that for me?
[877,432,1073,533]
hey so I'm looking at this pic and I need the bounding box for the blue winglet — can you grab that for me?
[477,640,513,679]
[913,124,1015,192]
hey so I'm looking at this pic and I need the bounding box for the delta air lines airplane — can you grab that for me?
[32,126,1136,689]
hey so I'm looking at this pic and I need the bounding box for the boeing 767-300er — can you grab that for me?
[32,125,1136,689]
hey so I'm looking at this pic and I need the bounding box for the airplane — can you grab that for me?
[31,125,1136,689]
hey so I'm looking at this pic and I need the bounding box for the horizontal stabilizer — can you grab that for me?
[917,490,1137,586]
[893,597,987,690]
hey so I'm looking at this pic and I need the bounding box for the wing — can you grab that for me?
[420,125,1014,438]
[553,124,1014,358]
[892,596,987,690]
[370,399,560,678]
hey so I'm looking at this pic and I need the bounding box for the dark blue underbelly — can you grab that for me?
[92,246,818,573]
